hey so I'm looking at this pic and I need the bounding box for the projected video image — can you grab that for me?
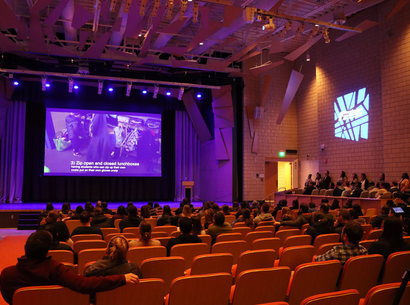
[44,108,161,177]
[334,88,369,141]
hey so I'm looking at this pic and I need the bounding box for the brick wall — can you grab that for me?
[242,0,410,200]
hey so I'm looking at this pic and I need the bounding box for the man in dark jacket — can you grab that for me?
[166,217,202,256]
[370,205,390,228]
[0,230,139,305]
[119,205,142,232]
[303,181,316,195]
[347,183,363,197]
[91,207,114,228]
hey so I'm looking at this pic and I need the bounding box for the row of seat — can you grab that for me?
[299,188,392,199]
[12,268,410,305]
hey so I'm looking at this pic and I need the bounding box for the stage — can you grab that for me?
[0,201,230,228]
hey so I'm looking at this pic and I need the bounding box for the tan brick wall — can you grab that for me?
[242,0,410,200]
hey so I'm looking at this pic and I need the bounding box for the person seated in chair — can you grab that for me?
[347,183,363,197]
[276,203,312,229]
[166,217,202,256]
[332,209,351,237]
[303,181,316,195]
[333,181,345,197]
[119,205,142,232]
[370,205,390,229]
[206,212,233,245]
[91,207,114,228]
[71,211,104,239]
[315,221,368,265]
[0,230,139,305]
[253,203,274,225]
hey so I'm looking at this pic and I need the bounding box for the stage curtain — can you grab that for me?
[0,101,26,203]
[175,111,200,201]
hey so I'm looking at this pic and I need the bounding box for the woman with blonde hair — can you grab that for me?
[280,207,294,221]
[84,235,142,277]
[129,221,161,247]
[181,204,192,218]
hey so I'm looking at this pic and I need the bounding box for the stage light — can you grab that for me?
[142,87,148,94]
[193,1,199,23]
[294,24,305,40]
[306,27,318,42]
[124,0,132,13]
[108,87,114,92]
[152,0,161,17]
[46,83,50,88]
[98,80,103,95]
[199,42,204,45]
[74,85,79,90]
[306,53,310,62]
[42,76,47,91]
[197,93,202,98]
[140,0,147,16]
[179,0,188,20]
[262,18,275,31]
[166,0,174,19]
[68,78,74,93]
[280,21,292,38]
[178,87,184,100]
[166,88,172,96]
[322,28,330,43]
[13,81,19,86]
[153,85,159,99]
[110,0,118,12]
[126,82,132,97]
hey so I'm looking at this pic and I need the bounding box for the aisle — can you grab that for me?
[0,235,31,305]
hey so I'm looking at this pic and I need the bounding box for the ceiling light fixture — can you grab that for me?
[193,1,199,23]
[306,27,318,42]
[153,85,159,99]
[124,0,132,13]
[110,0,118,12]
[294,24,305,40]
[142,87,148,94]
[179,0,188,20]
[68,78,74,93]
[322,28,330,43]
[306,53,310,62]
[262,18,275,31]
[126,82,132,97]
[178,87,184,100]
[139,0,147,16]
[13,80,19,86]
[41,76,47,91]
[197,93,202,98]
[152,0,161,17]
[280,21,292,38]
[74,85,79,90]
[108,87,114,92]
[166,0,174,19]
[166,88,172,96]
[98,80,103,95]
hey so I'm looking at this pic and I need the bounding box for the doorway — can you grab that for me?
[265,158,299,200]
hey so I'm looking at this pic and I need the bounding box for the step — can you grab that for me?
[19,213,40,220]
[17,224,38,230]
[18,219,39,224]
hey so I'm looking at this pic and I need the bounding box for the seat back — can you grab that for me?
[283,235,312,250]
[275,229,301,246]
[287,260,341,305]
[73,240,107,253]
[254,226,276,234]
[360,191,369,198]
[362,282,410,305]
[366,229,383,240]
[233,222,247,228]
[71,234,102,243]
[152,225,177,236]
[198,234,212,248]
[365,208,377,217]
[100,228,119,239]
[170,243,210,270]
[140,257,185,296]
[339,254,384,298]
[360,224,373,240]
[95,279,165,305]
[128,246,167,267]
[77,249,106,275]
[318,189,326,195]
[170,231,181,238]
[105,232,136,242]
[258,221,275,227]
[144,218,157,228]
[316,243,342,256]
[47,250,74,264]
[190,253,233,276]
[381,250,410,284]
[325,190,334,196]
[311,189,319,195]
[212,240,248,264]
[278,245,315,270]
[232,227,252,238]
[122,227,140,236]
[245,231,275,249]
[313,233,341,252]
[215,233,243,243]
[153,236,171,247]
[62,263,76,273]
[231,268,291,305]
[225,215,236,224]
[341,190,349,197]
[168,273,232,305]
[251,237,281,254]
[234,250,276,283]
[65,220,82,235]
[151,231,168,238]
[299,289,360,305]
[13,286,89,305]
[380,192,392,199]
[114,219,121,230]
[359,240,376,250]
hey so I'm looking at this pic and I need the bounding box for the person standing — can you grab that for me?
[323,170,331,189]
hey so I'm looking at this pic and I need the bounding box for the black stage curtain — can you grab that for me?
[17,80,183,202]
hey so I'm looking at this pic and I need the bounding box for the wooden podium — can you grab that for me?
[182,181,194,204]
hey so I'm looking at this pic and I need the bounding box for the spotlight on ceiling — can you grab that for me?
[179,0,188,20]
[166,88,172,96]
[166,0,174,19]
[142,87,148,94]
[74,85,79,90]
[322,28,330,43]
[197,93,202,98]
[262,18,275,31]
[280,21,292,38]
[126,82,132,97]
[178,87,184,100]
[193,1,199,23]
[108,87,114,92]
[68,78,74,93]
[98,80,104,95]
[139,0,147,16]
[42,76,47,91]
[13,81,19,86]
[153,85,159,99]
[306,53,310,62]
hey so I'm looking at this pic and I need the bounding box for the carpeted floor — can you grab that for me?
[0,235,30,305]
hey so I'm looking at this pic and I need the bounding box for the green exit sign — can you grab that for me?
[279,151,286,158]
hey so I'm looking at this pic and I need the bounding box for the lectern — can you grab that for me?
[182,181,194,204]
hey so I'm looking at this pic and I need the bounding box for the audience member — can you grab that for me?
[398,173,410,192]
[119,205,142,232]
[308,202,317,213]
[204,209,214,229]
[85,235,142,277]
[352,204,363,217]
[389,181,399,193]
[368,217,410,261]
[277,203,311,229]
[272,200,287,217]
[181,204,192,218]
[351,173,359,184]
[343,199,353,209]
[368,182,377,192]
[303,181,316,195]
[235,201,250,219]
[304,212,331,244]
[347,183,363,197]
[166,217,202,256]
[0,231,139,304]
[38,210,70,243]
[305,174,312,187]
[330,199,340,210]
[280,207,294,221]
[333,181,344,196]
[222,204,231,215]
[232,208,255,230]
[370,205,390,229]
[333,209,350,236]
[101,202,113,215]
[191,216,205,235]
[68,205,84,220]
[254,203,274,224]
[379,173,385,184]
[206,212,233,244]
[320,203,335,226]
[61,202,73,215]
[129,221,161,247]
[375,183,388,199]
[315,221,367,265]
[315,172,322,188]
[71,211,104,239]
[338,171,348,184]
[323,170,331,189]
[157,205,173,226]
[290,200,299,210]
[38,202,55,224]
[43,224,77,264]
[91,207,114,228]
[140,205,151,219]
[360,173,369,190]
[111,205,127,222]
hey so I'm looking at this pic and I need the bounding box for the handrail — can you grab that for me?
[263,188,287,201]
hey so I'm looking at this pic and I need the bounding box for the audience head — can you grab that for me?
[380,217,404,243]
[75,205,84,215]
[242,208,251,219]
[340,171,346,178]
[361,173,367,180]
[392,181,398,187]
[61,202,70,214]
[191,216,202,235]
[336,181,342,187]
[380,173,385,181]
[352,173,358,180]
[116,205,127,216]
[222,204,230,214]
[309,181,315,186]
[154,203,160,209]
[240,201,248,210]
[25,230,52,259]
[342,221,363,245]
[94,207,103,216]
[139,221,153,245]
[44,224,58,242]
[352,204,363,216]
[214,212,225,226]
[86,204,94,215]
[385,200,395,208]
[312,212,324,223]
[280,199,288,207]
[321,198,329,203]
[85,202,92,210]
[349,209,359,220]
[141,205,150,218]
[102,201,108,209]
[46,210,59,223]
[80,211,91,224]
[309,202,316,209]
[402,173,409,180]
[331,199,340,209]
[369,182,375,187]
[182,198,190,206]
[204,209,214,223]
[96,201,102,207]
[107,235,129,263]
[316,172,321,179]
[128,205,138,217]
[281,207,293,219]
[46,202,54,211]
[147,201,153,208]
[300,203,309,214]
[337,209,351,223]
[232,202,239,210]
[292,200,299,209]
[179,217,193,234]
[381,205,390,215]
[325,170,329,176]
[182,205,192,217]
[212,203,220,211]
[308,174,312,178]
[320,203,330,213]
[163,205,172,216]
